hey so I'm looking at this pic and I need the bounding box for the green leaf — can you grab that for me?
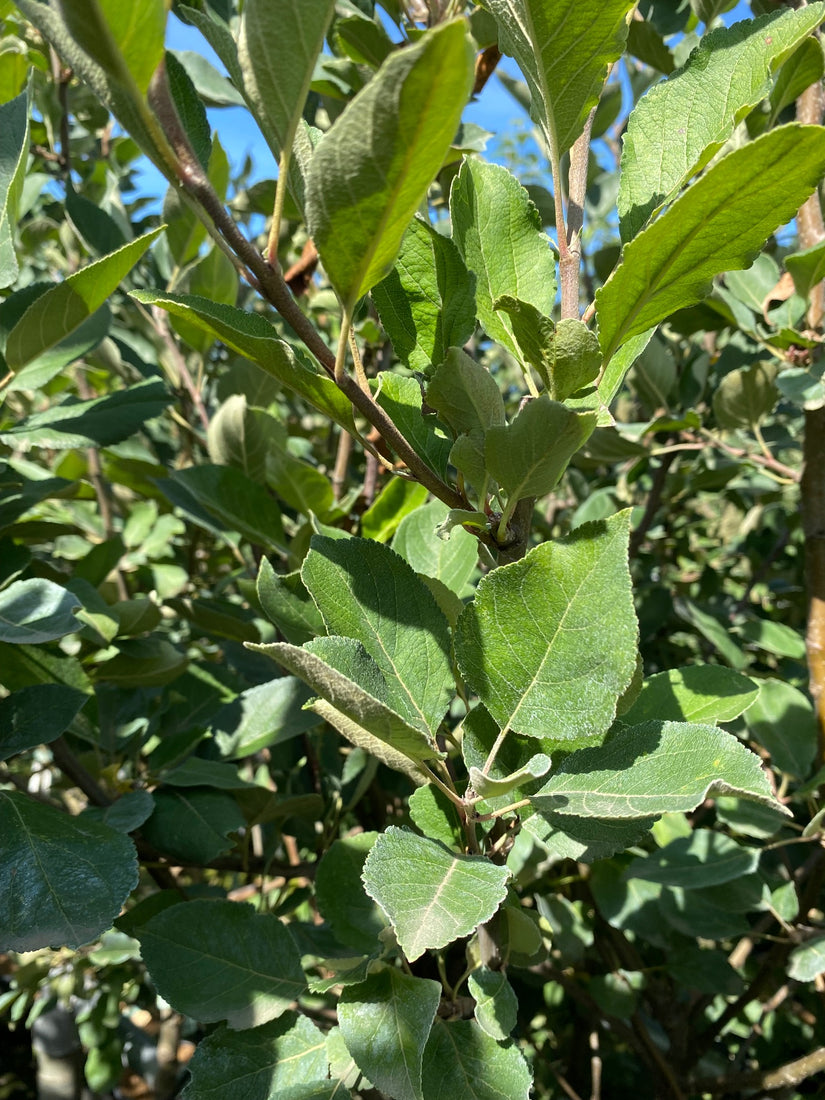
[302,535,454,737]
[469,753,551,800]
[408,784,464,849]
[528,811,657,864]
[0,89,29,288]
[485,397,597,502]
[770,36,825,125]
[362,826,510,962]
[493,300,601,401]
[450,158,556,356]
[160,464,285,553]
[426,348,505,437]
[94,637,188,686]
[131,290,355,432]
[0,790,138,951]
[744,679,818,778]
[598,125,825,360]
[713,361,778,429]
[785,240,825,302]
[421,1018,532,1100]
[306,19,474,309]
[392,499,478,596]
[787,935,825,982]
[14,0,174,180]
[170,49,245,107]
[315,833,388,954]
[181,1014,330,1100]
[85,790,155,834]
[531,720,789,818]
[618,4,825,240]
[140,788,245,864]
[339,968,440,1100]
[239,0,335,163]
[59,0,167,94]
[0,684,88,760]
[371,216,477,374]
[0,378,172,451]
[625,830,759,888]
[486,0,633,160]
[456,512,637,742]
[138,900,305,1029]
[254,638,439,766]
[0,579,81,644]
[620,666,760,726]
[5,228,162,371]
[361,478,429,544]
[257,559,326,646]
[375,373,452,479]
[595,328,655,417]
[1,286,111,394]
[468,968,518,1041]
[66,184,127,256]
[207,395,270,483]
[212,677,318,759]
[165,50,210,170]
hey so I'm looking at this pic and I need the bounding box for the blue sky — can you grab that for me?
[136,1,754,205]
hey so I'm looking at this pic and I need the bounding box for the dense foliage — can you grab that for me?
[1,1,825,1097]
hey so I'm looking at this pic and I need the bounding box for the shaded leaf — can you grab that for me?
[0,88,29,288]
[493,299,601,401]
[160,464,285,553]
[339,968,440,1100]
[0,791,138,951]
[485,397,596,502]
[624,830,759,888]
[6,228,162,370]
[0,684,88,759]
[315,833,388,954]
[468,968,518,1040]
[0,378,171,451]
[240,0,335,163]
[392,499,478,596]
[132,291,355,432]
[426,348,505,437]
[181,1014,330,1100]
[0,579,81,644]
[421,1018,532,1100]
[621,666,759,726]
[138,900,305,1029]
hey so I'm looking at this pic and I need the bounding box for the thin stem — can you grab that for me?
[416,763,466,810]
[560,106,596,321]
[348,325,370,393]
[266,149,291,268]
[335,310,353,385]
[332,429,353,501]
[481,727,509,777]
[474,798,531,821]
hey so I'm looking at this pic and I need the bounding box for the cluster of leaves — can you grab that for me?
[1,0,825,1098]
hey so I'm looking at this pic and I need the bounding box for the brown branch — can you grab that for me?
[284,239,319,295]
[149,305,210,433]
[798,78,825,771]
[473,43,501,96]
[561,106,597,321]
[691,1047,825,1096]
